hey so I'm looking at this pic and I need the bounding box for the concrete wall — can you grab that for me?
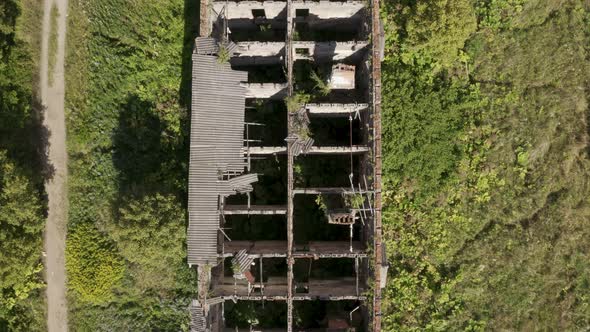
[236,42,286,57]
[213,1,287,20]
[293,41,368,62]
[231,56,284,66]
[214,1,365,20]
[230,41,367,62]
[305,103,369,114]
[243,82,289,99]
[293,1,365,19]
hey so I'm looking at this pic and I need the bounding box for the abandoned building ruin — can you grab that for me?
[187,0,385,330]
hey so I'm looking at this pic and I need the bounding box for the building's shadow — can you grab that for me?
[179,0,200,109]
[112,94,186,202]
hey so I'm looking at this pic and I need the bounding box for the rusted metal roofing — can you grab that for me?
[188,53,257,266]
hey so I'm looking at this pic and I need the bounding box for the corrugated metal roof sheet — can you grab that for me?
[189,300,206,332]
[292,137,314,157]
[231,249,255,279]
[188,54,257,266]
[227,173,258,193]
[227,41,239,55]
[195,37,240,56]
[195,37,219,55]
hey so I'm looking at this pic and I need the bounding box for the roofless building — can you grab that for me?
[188,0,384,330]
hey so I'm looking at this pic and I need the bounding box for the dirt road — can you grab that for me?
[40,0,69,330]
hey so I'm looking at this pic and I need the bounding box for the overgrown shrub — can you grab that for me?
[110,194,187,293]
[66,223,125,304]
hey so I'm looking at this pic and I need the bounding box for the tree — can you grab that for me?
[110,193,186,293]
[400,0,477,69]
[0,150,44,318]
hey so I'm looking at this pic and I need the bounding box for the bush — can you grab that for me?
[0,151,45,320]
[66,223,125,304]
[110,194,187,293]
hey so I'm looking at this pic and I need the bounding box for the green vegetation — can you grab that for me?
[217,44,230,64]
[293,60,332,98]
[65,0,197,329]
[381,0,590,330]
[226,301,287,328]
[345,193,365,210]
[315,194,327,212]
[286,92,311,113]
[0,0,46,330]
[66,224,125,304]
[110,194,190,293]
[47,4,58,85]
[310,70,331,96]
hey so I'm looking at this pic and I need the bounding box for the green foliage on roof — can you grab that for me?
[217,44,230,64]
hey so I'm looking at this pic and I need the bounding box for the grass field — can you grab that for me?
[380,0,590,330]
